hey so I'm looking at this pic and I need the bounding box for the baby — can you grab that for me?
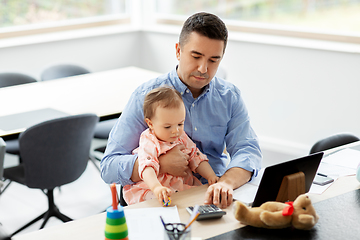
[123,86,218,205]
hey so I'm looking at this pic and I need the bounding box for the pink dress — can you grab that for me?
[123,129,208,205]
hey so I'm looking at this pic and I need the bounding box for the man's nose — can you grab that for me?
[198,60,208,74]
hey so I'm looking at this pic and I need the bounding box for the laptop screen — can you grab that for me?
[252,152,323,207]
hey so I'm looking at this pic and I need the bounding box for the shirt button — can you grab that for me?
[181,92,184,95]
[194,127,197,131]
[192,103,195,107]
[186,90,190,93]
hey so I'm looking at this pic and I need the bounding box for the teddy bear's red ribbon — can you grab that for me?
[282,201,294,216]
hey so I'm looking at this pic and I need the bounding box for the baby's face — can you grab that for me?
[147,104,185,142]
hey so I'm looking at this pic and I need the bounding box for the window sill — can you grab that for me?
[1,21,359,55]
[228,30,360,54]
[0,24,138,49]
[0,16,134,49]
[155,16,360,54]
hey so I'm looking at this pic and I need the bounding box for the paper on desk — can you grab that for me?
[124,206,180,240]
[322,148,360,170]
[310,148,360,194]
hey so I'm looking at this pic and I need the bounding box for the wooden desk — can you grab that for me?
[12,174,360,240]
[0,66,160,139]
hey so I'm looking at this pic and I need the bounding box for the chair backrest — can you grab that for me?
[310,133,360,154]
[0,138,6,181]
[19,114,99,189]
[0,72,37,88]
[41,64,91,81]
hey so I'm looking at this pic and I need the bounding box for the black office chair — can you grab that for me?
[0,73,37,156]
[93,118,118,156]
[310,133,360,154]
[40,64,90,81]
[0,138,5,187]
[40,64,106,168]
[40,64,112,166]
[119,185,127,206]
[0,72,37,88]
[3,114,98,236]
[0,139,11,240]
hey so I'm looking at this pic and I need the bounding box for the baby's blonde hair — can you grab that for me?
[143,86,183,121]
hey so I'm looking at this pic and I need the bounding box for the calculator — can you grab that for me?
[186,204,226,220]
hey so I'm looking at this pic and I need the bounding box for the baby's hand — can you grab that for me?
[208,176,219,185]
[153,185,172,206]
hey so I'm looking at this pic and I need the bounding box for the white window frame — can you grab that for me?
[1,0,359,45]
[155,14,360,45]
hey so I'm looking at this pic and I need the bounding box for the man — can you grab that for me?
[101,12,262,208]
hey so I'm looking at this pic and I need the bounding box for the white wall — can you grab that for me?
[139,30,360,156]
[0,31,141,80]
[1,28,359,157]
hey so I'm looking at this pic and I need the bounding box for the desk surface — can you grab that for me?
[7,114,360,239]
[0,66,160,138]
[11,174,360,240]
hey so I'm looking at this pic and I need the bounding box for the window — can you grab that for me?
[155,0,360,43]
[2,1,359,44]
[0,0,129,38]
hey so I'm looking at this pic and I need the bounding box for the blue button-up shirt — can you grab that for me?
[101,67,262,186]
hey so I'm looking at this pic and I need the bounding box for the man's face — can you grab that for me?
[176,32,224,98]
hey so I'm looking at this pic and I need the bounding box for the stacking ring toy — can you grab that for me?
[163,196,172,207]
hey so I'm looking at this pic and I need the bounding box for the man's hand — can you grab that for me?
[204,167,252,208]
[130,144,190,183]
[158,144,190,177]
[204,181,233,208]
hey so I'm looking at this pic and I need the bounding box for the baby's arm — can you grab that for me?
[142,167,172,205]
[195,161,219,185]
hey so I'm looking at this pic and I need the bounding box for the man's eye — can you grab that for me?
[178,124,184,126]
[164,126,171,129]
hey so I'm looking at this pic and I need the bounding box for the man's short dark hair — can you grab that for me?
[179,12,228,53]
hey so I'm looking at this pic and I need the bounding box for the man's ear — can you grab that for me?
[175,42,181,61]
[145,118,153,129]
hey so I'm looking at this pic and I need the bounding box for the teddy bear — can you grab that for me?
[233,194,319,230]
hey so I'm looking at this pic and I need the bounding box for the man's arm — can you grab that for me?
[100,91,147,186]
[204,167,251,208]
[202,86,261,208]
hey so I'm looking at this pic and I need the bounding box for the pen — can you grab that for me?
[317,173,327,177]
[160,216,166,228]
[186,205,200,224]
[184,212,200,230]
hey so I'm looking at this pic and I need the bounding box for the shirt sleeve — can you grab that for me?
[100,90,148,186]
[225,89,262,180]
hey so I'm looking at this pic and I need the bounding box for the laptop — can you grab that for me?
[233,152,324,207]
